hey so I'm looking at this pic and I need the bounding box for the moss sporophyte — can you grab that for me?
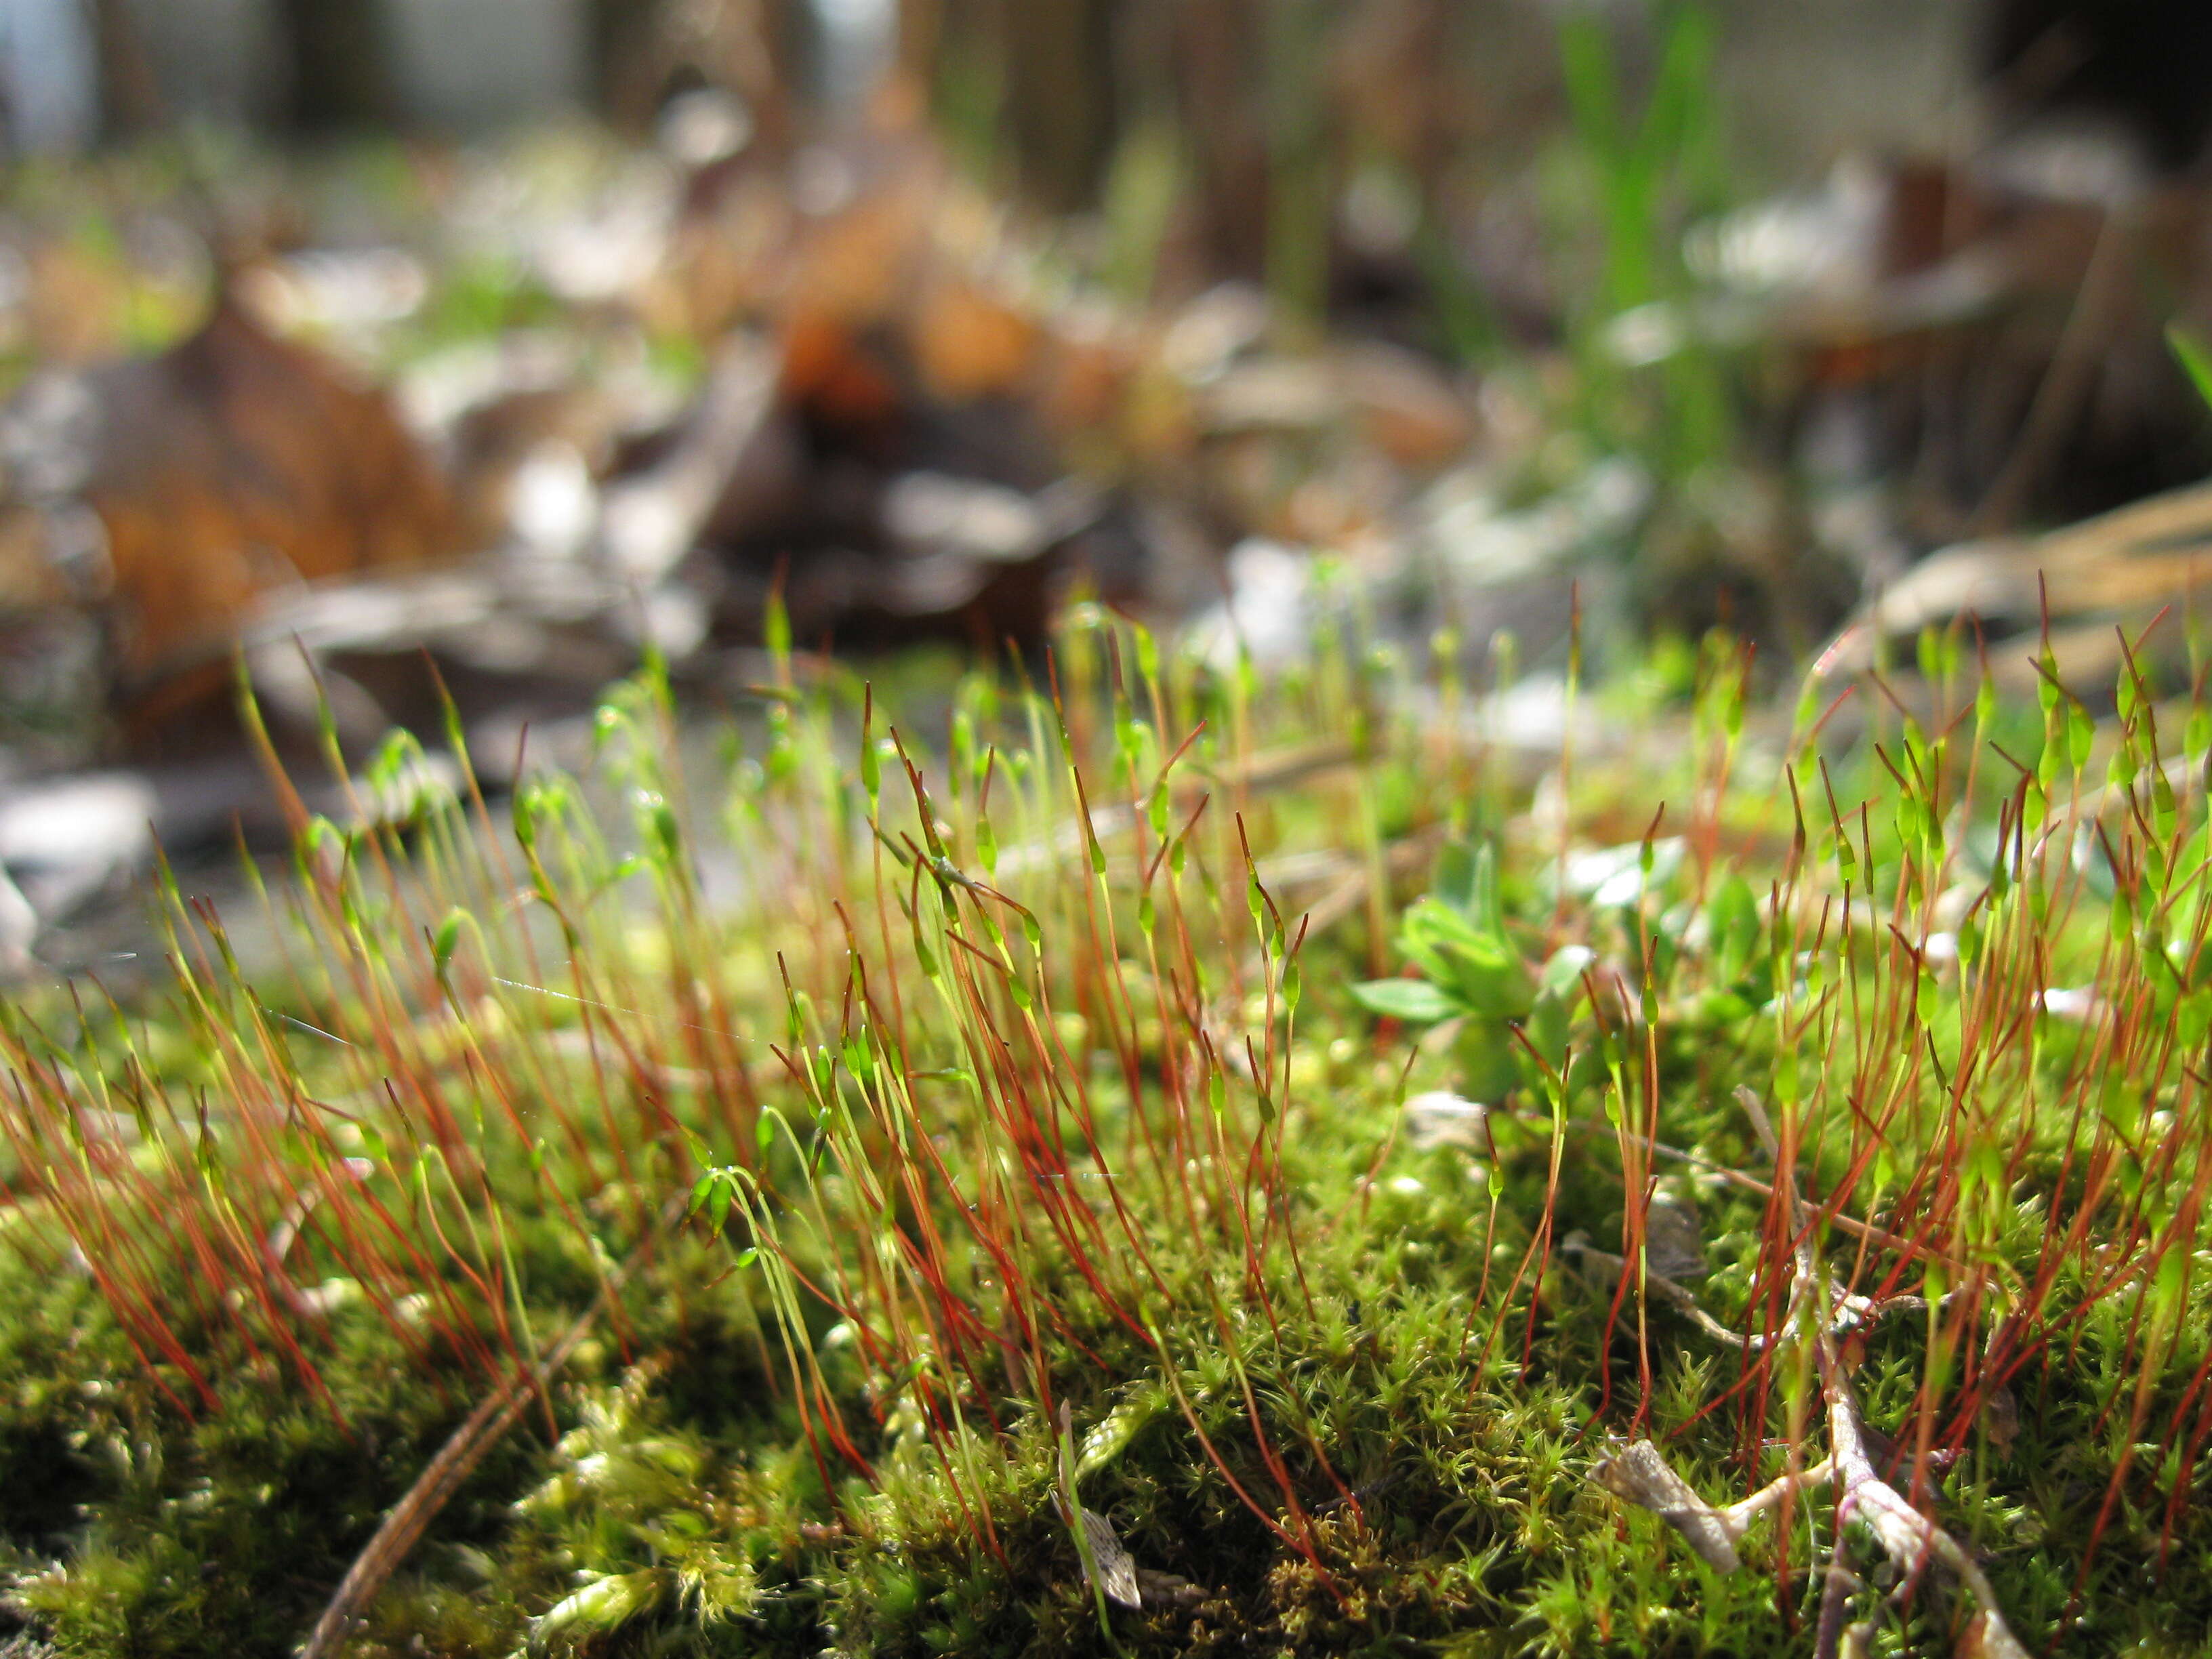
[3,613,2212,1657]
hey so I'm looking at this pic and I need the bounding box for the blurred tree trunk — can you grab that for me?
[912,0,1120,213]
[89,0,163,137]
[1000,0,1117,213]
[590,0,672,130]
[588,0,807,148]
[895,0,1311,285]
[1169,0,1273,281]
[275,0,394,130]
[894,0,1486,332]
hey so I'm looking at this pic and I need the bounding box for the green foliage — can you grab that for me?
[2168,321,2212,413]
[2,613,2211,1658]
[1553,1,1735,479]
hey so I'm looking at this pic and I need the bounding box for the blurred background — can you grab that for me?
[1,0,2210,973]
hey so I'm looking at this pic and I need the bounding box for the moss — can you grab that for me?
[3,626,2211,1656]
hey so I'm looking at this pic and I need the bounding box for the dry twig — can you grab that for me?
[1591,1090,2028,1658]
[298,1213,670,1659]
[1734,1087,2029,1659]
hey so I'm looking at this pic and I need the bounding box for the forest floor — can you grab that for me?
[4,69,2212,1659]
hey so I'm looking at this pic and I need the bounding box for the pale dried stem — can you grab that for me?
[1733,1087,2028,1659]
[1721,1458,1833,1538]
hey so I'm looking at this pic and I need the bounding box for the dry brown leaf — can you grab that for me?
[1340,344,1473,470]
[777,150,941,329]
[912,279,1043,404]
[1038,329,1141,443]
[1644,1176,1708,1282]
[778,308,903,437]
[23,297,464,688]
[1134,1567,1206,1610]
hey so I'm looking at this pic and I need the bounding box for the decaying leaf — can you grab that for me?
[1134,1567,1206,1610]
[1979,1383,2020,1448]
[596,334,778,583]
[1057,1397,1142,1614]
[1339,342,1474,470]
[1076,1503,1143,1610]
[1591,1439,1742,1572]
[0,295,464,691]
[913,276,1044,404]
[1644,1175,1708,1281]
[1401,1090,1488,1151]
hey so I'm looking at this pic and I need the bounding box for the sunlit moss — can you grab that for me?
[2,615,2211,1657]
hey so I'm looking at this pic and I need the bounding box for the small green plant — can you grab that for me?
[1351,840,1596,1103]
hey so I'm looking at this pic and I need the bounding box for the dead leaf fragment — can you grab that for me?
[1821,475,2212,678]
[1340,343,1473,469]
[1401,1090,1488,1151]
[3,296,464,689]
[1076,1504,1143,1610]
[1134,1568,1204,1610]
[1645,1176,1708,1281]
[912,279,1042,404]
